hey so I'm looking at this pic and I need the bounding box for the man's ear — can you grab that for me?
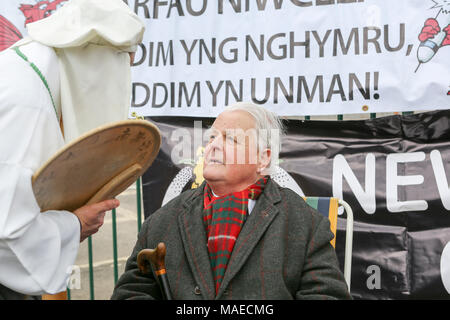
[258,148,271,173]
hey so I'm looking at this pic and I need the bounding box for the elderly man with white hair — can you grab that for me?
[0,0,144,299]
[112,102,351,300]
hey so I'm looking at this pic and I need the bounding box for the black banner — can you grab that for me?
[141,110,450,299]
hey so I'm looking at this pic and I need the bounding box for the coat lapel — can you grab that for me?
[215,179,281,299]
[177,183,216,300]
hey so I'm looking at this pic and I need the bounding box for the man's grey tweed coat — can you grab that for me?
[111,178,352,300]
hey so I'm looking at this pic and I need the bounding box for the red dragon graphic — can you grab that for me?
[0,0,68,52]
[19,0,68,26]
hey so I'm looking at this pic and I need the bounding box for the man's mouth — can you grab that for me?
[207,159,223,165]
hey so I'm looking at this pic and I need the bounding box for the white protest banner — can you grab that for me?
[1,0,449,117]
[127,0,449,117]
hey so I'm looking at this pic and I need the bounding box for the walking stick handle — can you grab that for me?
[137,242,173,300]
[137,242,166,274]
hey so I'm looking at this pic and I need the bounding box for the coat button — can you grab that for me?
[194,286,201,295]
[223,289,229,296]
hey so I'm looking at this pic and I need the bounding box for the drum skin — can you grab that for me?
[32,119,161,212]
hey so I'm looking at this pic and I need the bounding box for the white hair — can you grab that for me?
[224,102,285,175]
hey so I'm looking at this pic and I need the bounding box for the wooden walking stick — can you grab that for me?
[137,242,173,300]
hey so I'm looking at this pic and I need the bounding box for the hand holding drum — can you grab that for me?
[31,120,161,242]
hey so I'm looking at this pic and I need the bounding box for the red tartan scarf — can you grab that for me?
[203,177,268,295]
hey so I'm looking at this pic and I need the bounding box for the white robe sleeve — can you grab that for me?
[0,45,80,295]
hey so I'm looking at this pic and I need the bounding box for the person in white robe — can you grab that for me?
[0,0,145,299]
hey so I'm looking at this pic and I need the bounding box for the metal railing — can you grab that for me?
[66,177,143,300]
